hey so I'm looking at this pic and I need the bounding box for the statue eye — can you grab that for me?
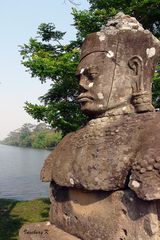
[88,72,98,80]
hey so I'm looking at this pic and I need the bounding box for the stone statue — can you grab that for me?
[19,13,160,240]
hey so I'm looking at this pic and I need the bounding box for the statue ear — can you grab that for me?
[128,56,154,113]
[128,56,144,93]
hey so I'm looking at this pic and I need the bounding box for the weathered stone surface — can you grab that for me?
[19,222,80,240]
[41,112,160,201]
[49,183,160,240]
[77,12,160,116]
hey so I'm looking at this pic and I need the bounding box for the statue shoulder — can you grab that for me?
[40,129,82,182]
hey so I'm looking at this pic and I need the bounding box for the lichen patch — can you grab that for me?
[70,178,74,185]
[131,180,140,188]
[98,104,103,108]
[146,47,156,58]
[80,68,85,74]
[106,51,114,58]
[97,32,106,41]
[97,92,104,99]
[89,82,94,88]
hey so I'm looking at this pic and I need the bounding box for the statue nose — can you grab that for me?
[79,76,90,90]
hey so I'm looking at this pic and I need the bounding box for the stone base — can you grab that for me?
[19,222,80,240]
[50,185,160,240]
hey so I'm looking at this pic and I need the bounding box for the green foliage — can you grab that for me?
[20,23,86,136]
[1,123,62,149]
[152,65,160,108]
[20,1,160,134]
[37,23,66,42]
[24,101,86,136]
[72,8,116,39]
[31,130,61,149]
[72,0,160,40]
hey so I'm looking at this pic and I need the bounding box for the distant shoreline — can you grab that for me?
[0,142,53,151]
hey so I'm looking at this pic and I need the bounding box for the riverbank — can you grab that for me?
[0,198,50,240]
[0,123,62,150]
[0,142,54,151]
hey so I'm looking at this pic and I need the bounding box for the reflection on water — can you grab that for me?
[0,144,50,200]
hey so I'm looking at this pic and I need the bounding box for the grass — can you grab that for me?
[0,198,50,240]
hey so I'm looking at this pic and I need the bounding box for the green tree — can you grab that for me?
[31,130,61,149]
[152,65,160,108]
[1,124,34,147]
[18,123,34,147]
[20,23,86,136]
[20,1,160,135]
[1,123,62,149]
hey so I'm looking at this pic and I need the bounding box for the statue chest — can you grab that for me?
[50,120,138,191]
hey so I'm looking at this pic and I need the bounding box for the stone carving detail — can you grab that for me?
[19,12,160,240]
[128,55,154,112]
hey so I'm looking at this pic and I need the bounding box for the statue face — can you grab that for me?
[77,52,116,116]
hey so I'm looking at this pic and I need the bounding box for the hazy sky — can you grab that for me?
[0,0,89,140]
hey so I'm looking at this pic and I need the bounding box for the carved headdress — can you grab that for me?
[80,12,160,113]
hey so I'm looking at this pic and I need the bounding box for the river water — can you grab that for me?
[0,144,50,200]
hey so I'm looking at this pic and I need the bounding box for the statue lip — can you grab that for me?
[77,94,93,102]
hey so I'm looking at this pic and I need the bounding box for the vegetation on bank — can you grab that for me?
[1,123,62,149]
[0,198,50,240]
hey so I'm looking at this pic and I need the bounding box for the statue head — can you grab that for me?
[77,12,160,118]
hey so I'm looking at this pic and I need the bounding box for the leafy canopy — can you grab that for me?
[20,23,86,136]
